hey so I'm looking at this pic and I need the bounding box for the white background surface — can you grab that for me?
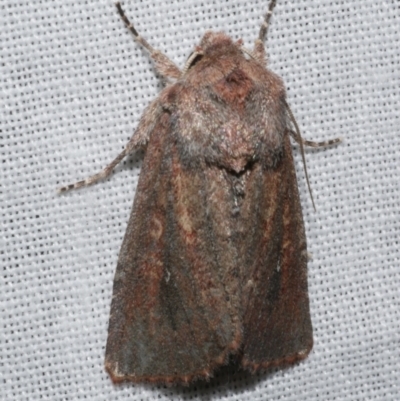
[1,0,399,400]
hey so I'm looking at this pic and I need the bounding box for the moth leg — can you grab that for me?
[284,99,342,209]
[115,2,181,79]
[253,0,277,63]
[291,135,343,148]
[58,95,163,193]
[57,148,129,193]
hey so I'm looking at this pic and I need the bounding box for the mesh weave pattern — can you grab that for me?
[1,0,399,399]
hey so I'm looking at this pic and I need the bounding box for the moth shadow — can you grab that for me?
[155,359,304,398]
[120,149,144,173]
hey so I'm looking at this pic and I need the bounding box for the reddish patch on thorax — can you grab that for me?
[214,68,252,114]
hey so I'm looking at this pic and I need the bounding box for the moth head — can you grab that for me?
[183,32,245,73]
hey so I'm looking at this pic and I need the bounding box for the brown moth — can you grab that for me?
[59,0,340,385]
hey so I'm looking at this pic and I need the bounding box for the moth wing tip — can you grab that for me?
[241,345,314,373]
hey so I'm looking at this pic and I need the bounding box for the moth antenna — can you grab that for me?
[258,0,277,42]
[253,0,277,63]
[284,100,316,212]
[115,2,181,79]
[115,2,153,53]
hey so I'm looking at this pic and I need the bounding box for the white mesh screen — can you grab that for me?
[1,0,399,399]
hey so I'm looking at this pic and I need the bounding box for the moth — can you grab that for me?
[59,0,340,385]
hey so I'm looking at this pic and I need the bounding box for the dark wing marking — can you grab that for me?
[239,132,313,370]
[105,113,241,384]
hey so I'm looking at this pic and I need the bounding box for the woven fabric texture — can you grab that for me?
[1,0,399,400]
